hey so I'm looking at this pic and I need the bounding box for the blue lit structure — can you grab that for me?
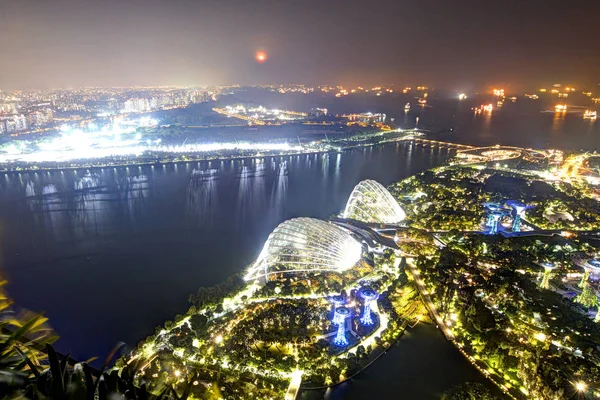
[358,288,379,326]
[329,295,346,313]
[586,259,600,281]
[330,295,346,306]
[486,213,496,228]
[489,211,504,235]
[507,201,527,232]
[332,307,350,346]
[483,203,505,232]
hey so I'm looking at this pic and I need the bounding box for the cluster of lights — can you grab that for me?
[0,118,304,164]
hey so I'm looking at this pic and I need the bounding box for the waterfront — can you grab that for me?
[1,103,599,397]
[300,323,500,400]
[0,142,449,361]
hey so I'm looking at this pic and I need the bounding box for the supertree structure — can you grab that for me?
[539,262,557,289]
[488,211,504,235]
[332,307,350,346]
[507,202,527,232]
[358,288,379,326]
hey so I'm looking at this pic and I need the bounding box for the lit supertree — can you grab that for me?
[329,295,346,314]
[576,259,600,312]
[539,262,557,289]
[576,284,598,309]
[579,259,600,288]
[332,307,350,346]
[358,288,379,326]
[488,211,504,235]
[507,202,527,232]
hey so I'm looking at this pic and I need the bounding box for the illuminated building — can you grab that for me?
[332,307,350,346]
[0,114,27,133]
[245,218,362,281]
[343,180,406,224]
[358,288,378,326]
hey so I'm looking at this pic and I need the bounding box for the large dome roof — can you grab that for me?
[343,180,405,224]
[245,217,362,280]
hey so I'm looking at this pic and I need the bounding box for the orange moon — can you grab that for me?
[255,51,267,63]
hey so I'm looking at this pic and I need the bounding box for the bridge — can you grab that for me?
[405,138,474,150]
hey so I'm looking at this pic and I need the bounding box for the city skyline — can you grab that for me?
[1,0,600,89]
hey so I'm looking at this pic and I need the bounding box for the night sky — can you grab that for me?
[1,0,599,89]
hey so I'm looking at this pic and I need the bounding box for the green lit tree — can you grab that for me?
[576,283,599,309]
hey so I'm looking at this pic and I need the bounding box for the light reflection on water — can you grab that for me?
[0,143,448,365]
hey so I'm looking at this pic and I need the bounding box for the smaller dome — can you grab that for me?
[343,180,405,224]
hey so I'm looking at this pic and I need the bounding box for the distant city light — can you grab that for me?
[458,93,467,100]
[0,118,304,164]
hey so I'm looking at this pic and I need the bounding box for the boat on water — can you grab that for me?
[404,103,411,111]
[418,98,427,106]
[583,110,597,120]
[555,104,568,113]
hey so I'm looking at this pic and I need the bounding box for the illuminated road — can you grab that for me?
[404,259,455,341]
[284,369,303,400]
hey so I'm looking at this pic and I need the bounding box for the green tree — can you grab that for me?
[441,382,498,400]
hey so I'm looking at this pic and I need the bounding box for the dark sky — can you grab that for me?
[1,0,599,89]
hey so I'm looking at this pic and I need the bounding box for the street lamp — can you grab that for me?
[575,381,587,392]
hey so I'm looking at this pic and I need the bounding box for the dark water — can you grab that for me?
[300,323,500,400]
[230,88,600,151]
[0,143,449,362]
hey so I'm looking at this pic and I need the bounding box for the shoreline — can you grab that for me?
[0,135,428,175]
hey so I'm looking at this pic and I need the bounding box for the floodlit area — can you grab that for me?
[343,179,406,224]
[245,217,363,281]
[0,118,304,165]
[127,179,424,398]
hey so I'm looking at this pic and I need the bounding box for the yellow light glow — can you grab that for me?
[534,332,546,342]
[576,381,587,392]
[555,104,567,112]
